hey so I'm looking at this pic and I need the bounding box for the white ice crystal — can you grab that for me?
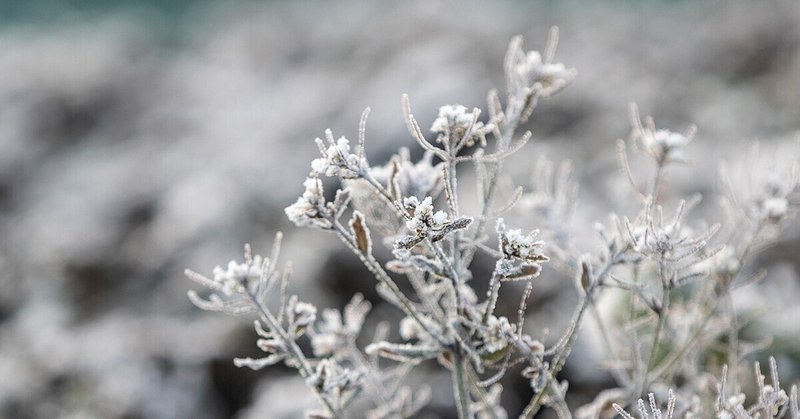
[403,196,449,233]
[430,104,488,147]
[763,196,789,220]
[644,129,691,162]
[312,134,361,177]
[514,50,575,97]
[285,177,326,227]
[211,256,264,296]
[482,315,512,354]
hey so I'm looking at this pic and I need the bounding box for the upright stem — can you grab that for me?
[466,367,500,419]
[589,300,631,386]
[723,287,739,391]
[641,259,671,395]
[453,350,471,419]
[646,293,719,385]
[430,239,464,312]
[463,90,526,268]
[447,144,465,297]
[650,160,666,204]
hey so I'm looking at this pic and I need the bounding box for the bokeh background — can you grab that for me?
[0,1,798,418]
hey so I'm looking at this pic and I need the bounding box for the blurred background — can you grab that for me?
[0,0,798,418]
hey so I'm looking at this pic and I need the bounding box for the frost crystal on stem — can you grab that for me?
[285,177,330,228]
[312,131,361,177]
[630,104,696,164]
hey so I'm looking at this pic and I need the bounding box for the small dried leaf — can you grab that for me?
[349,211,372,255]
[395,234,425,250]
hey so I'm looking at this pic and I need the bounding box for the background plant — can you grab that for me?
[187,29,800,418]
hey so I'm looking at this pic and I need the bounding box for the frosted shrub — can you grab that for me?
[186,29,799,418]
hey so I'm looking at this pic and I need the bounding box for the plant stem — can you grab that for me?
[333,221,449,347]
[453,350,471,419]
[466,367,500,419]
[641,260,671,395]
[520,296,591,419]
[247,290,342,419]
[647,295,719,385]
[519,251,623,418]
[462,89,525,268]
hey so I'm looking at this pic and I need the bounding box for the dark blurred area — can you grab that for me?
[0,1,797,418]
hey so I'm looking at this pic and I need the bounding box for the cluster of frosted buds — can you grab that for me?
[630,105,696,164]
[211,255,266,296]
[501,228,548,261]
[759,385,789,416]
[311,130,361,178]
[756,170,797,223]
[716,358,797,419]
[287,296,318,330]
[394,196,472,250]
[755,359,790,417]
[761,196,790,221]
[405,196,447,232]
[717,393,749,419]
[625,199,720,270]
[306,358,363,400]
[368,148,443,200]
[510,41,576,99]
[429,104,489,148]
[495,218,550,277]
[285,177,330,228]
[309,294,371,358]
[494,219,549,280]
[480,315,514,355]
[285,177,352,230]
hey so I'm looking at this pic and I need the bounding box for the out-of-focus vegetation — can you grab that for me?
[0,1,797,418]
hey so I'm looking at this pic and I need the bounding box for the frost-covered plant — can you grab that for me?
[185,29,799,418]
